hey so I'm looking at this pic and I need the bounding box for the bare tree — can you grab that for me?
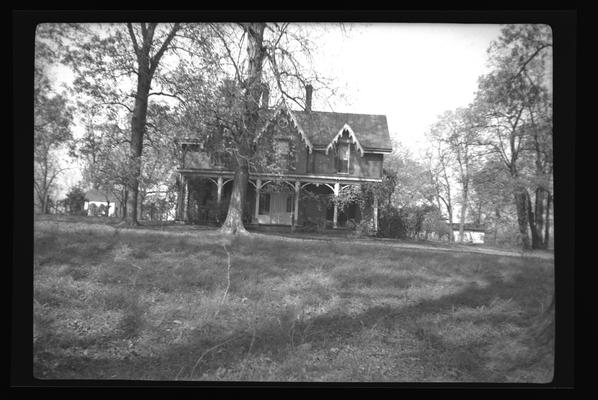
[423,137,455,243]
[429,108,481,242]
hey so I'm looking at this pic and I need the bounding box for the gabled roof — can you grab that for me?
[291,110,392,153]
[85,189,119,203]
[179,104,393,154]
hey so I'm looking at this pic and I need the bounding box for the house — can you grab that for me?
[84,189,120,217]
[451,223,486,244]
[175,85,393,231]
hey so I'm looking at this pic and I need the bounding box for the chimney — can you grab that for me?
[261,83,269,109]
[305,84,313,112]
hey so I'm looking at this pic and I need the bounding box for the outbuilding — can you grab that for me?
[84,189,120,217]
[451,223,486,244]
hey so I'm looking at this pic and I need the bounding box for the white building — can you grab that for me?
[451,223,486,244]
[84,189,120,217]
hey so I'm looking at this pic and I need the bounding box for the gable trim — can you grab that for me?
[257,102,313,153]
[325,124,365,157]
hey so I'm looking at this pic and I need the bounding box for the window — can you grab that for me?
[211,152,229,168]
[286,195,294,213]
[274,139,290,169]
[274,139,290,156]
[277,118,289,128]
[259,193,270,215]
[336,143,350,173]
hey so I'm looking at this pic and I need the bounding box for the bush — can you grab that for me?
[300,217,328,233]
[376,204,441,239]
[350,219,374,237]
[377,207,407,238]
[65,186,87,215]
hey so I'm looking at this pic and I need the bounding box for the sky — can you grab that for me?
[307,23,503,155]
[46,23,504,197]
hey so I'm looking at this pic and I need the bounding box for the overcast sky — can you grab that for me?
[308,23,503,154]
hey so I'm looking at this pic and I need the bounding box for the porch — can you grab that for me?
[176,170,380,232]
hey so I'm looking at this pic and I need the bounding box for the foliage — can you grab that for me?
[421,24,553,249]
[65,186,87,215]
[422,208,452,240]
[34,26,74,213]
[56,23,184,224]
[472,24,552,249]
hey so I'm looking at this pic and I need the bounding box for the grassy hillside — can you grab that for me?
[33,219,554,382]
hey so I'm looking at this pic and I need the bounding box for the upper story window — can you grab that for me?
[277,118,289,129]
[274,139,290,169]
[211,152,232,169]
[336,142,350,173]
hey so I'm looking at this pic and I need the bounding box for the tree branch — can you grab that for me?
[512,44,552,83]
[127,23,141,58]
[148,91,186,104]
[150,23,180,75]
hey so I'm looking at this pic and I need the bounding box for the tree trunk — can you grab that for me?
[534,188,545,245]
[125,69,151,225]
[38,190,47,214]
[138,189,146,222]
[527,191,541,249]
[544,193,552,249]
[448,209,454,243]
[219,23,266,235]
[43,193,50,214]
[122,189,128,220]
[219,160,249,235]
[459,185,468,243]
[514,187,531,250]
[493,207,500,245]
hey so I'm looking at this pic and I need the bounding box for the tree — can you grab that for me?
[60,23,182,225]
[72,108,132,219]
[470,158,518,246]
[427,107,481,242]
[34,26,74,214]
[423,132,456,242]
[386,143,435,209]
[170,23,334,235]
[474,24,552,249]
[65,186,86,215]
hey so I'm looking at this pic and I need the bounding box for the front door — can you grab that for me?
[270,192,293,225]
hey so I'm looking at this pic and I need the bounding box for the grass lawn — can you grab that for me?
[33,218,554,382]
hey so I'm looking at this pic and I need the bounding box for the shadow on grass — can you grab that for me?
[33,219,554,381]
[34,264,553,382]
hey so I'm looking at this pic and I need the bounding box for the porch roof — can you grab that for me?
[177,168,383,185]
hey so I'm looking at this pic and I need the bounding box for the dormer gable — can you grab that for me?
[325,124,365,157]
[257,102,313,153]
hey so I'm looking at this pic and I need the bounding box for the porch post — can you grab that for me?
[333,182,340,229]
[254,179,262,223]
[217,176,223,204]
[373,193,379,234]
[176,172,185,221]
[293,180,300,231]
[183,175,189,222]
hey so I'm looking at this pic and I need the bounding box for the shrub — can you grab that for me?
[65,186,87,215]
